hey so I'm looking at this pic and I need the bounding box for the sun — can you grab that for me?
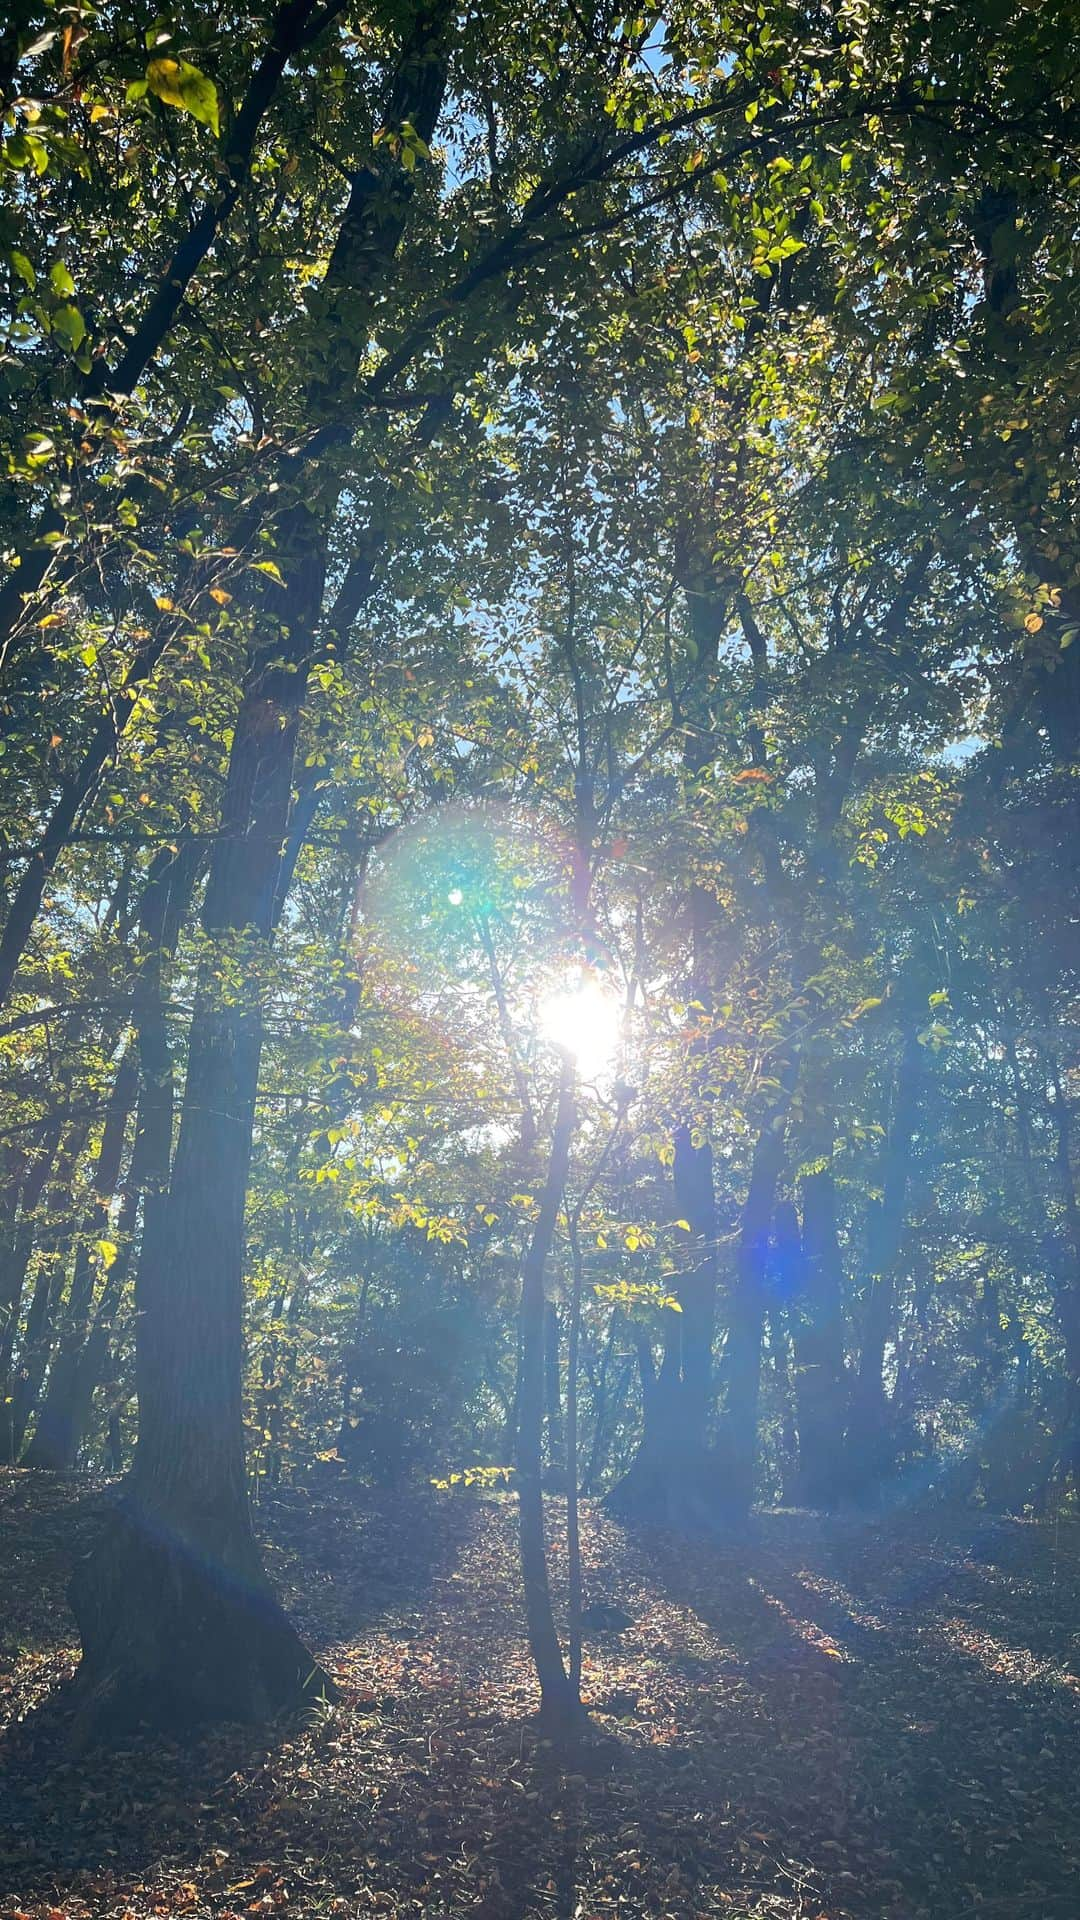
[539,969,621,1079]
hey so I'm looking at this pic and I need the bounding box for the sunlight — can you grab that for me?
[538,969,622,1079]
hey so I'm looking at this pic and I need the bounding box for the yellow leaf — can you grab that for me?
[145,57,220,137]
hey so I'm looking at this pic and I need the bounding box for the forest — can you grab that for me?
[1,1,1078,1916]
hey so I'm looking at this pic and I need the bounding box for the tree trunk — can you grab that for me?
[584,1307,621,1493]
[544,1298,565,1486]
[565,1220,585,1700]
[22,1048,138,1468]
[67,8,452,1726]
[788,1172,848,1507]
[68,547,331,1734]
[767,1305,800,1507]
[718,1109,789,1521]
[606,1109,720,1525]
[8,1119,92,1458]
[60,839,206,1466]
[517,1059,582,1732]
[0,1123,62,1462]
[1046,1051,1080,1487]
[846,1027,923,1498]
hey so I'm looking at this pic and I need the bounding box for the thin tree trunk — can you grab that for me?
[607,898,720,1524]
[789,1172,848,1507]
[544,1298,565,1485]
[566,1219,585,1700]
[0,1122,62,1462]
[517,1058,582,1731]
[22,1046,138,1468]
[719,1105,790,1520]
[1046,1051,1080,1485]
[846,1027,923,1496]
[8,1119,93,1458]
[64,839,205,1465]
[584,1307,621,1493]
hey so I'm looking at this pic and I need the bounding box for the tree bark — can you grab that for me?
[788,1172,848,1507]
[1045,1051,1080,1486]
[22,838,203,1468]
[68,546,331,1732]
[8,1118,93,1458]
[544,1298,565,1486]
[718,1104,790,1520]
[846,1027,923,1497]
[21,1046,138,1468]
[0,1122,61,1462]
[517,1059,582,1732]
[67,8,452,1735]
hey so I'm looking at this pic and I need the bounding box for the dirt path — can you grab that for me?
[2,1471,1078,1920]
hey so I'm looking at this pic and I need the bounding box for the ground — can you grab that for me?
[1,1471,1079,1920]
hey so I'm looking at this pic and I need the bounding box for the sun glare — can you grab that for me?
[539,970,621,1079]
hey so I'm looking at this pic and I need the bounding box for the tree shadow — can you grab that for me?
[0,1473,477,1898]
[624,1505,1080,1920]
[3,1482,1078,1920]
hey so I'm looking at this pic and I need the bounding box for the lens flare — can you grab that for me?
[539,970,621,1079]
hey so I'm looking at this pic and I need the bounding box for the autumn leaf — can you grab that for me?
[145,57,220,137]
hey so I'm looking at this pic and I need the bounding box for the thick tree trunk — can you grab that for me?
[68,549,331,1733]
[67,8,452,1726]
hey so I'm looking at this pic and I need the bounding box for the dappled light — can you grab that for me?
[1,0,1078,1915]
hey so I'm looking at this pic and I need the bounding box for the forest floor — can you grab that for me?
[2,1472,1079,1920]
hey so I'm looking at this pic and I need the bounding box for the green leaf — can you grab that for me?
[6,131,49,174]
[51,302,86,353]
[8,249,36,289]
[145,57,220,138]
[250,559,285,584]
[49,261,75,298]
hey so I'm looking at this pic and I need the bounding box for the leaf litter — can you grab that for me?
[1,1469,1078,1920]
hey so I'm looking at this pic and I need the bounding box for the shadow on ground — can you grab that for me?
[1,1474,1078,1920]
